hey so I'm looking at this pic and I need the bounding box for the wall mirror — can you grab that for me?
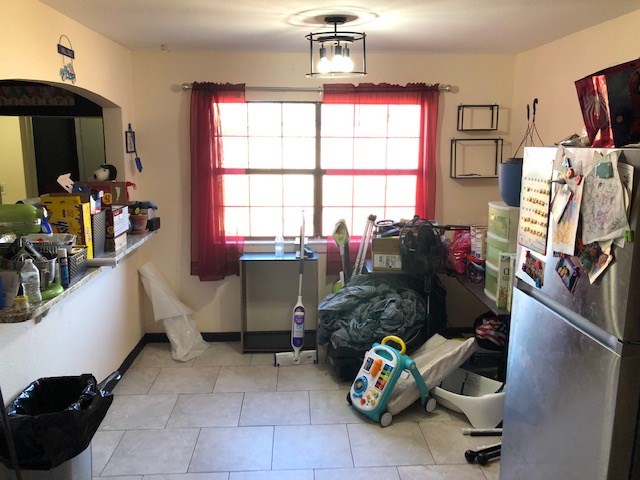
[0,80,106,204]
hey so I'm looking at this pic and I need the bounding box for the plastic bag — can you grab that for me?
[162,315,210,362]
[0,375,112,470]
[446,230,471,274]
[138,262,209,361]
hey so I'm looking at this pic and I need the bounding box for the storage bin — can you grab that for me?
[484,260,498,299]
[488,201,519,243]
[432,368,505,428]
[485,231,515,265]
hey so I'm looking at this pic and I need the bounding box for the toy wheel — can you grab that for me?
[464,450,477,463]
[346,392,352,405]
[477,453,489,465]
[424,397,437,413]
[380,411,393,427]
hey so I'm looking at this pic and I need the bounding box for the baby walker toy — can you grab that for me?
[348,335,436,427]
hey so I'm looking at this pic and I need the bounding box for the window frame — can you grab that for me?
[221,100,420,239]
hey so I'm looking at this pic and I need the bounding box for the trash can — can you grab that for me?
[0,373,118,480]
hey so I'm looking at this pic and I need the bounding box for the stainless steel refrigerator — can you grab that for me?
[501,147,640,479]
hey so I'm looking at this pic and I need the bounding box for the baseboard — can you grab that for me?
[116,332,242,377]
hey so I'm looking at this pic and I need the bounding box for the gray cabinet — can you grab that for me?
[240,253,318,353]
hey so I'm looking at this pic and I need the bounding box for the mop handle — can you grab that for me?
[298,212,304,297]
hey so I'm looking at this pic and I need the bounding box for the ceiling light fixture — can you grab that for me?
[306,16,366,78]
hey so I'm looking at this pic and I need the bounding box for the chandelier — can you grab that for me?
[306,16,367,78]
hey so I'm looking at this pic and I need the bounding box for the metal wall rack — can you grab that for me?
[450,138,504,179]
[457,104,500,131]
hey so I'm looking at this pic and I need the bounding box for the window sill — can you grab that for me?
[243,238,327,254]
[0,230,158,324]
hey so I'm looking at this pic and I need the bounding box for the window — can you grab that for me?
[219,101,420,238]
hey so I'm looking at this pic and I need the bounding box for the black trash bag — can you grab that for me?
[0,374,113,470]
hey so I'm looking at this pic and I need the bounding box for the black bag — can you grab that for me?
[0,374,113,470]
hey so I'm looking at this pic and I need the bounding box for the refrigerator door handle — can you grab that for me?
[518,281,622,355]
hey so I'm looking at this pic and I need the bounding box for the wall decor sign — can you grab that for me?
[58,35,76,83]
[125,123,143,172]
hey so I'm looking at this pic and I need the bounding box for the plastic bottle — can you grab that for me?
[275,235,285,259]
[57,248,70,289]
[20,259,42,304]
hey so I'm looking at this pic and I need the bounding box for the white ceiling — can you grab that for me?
[39,0,639,54]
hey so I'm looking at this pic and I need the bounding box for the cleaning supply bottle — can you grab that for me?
[57,248,70,289]
[20,259,42,304]
[275,235,285,259]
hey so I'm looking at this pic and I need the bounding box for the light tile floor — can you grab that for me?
[93,342,501,479]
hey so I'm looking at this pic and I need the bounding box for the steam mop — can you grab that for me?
[274,211,318,366]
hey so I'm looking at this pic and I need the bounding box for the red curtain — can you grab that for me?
[323,83,439,219]
[323,83,440,276]
[189,82,245,281]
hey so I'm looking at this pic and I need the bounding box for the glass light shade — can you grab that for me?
[341,46,354,72]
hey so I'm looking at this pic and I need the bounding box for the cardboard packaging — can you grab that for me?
[105,205,129,238]
[470,225,488,260]
[105,232,128,253]
[497,253,516,311]
[40,193,93,258]
[372,236,402,272]
[85,181,128,207]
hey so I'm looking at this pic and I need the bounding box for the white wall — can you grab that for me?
[511,10,640,151]
[0,117,26,204]
[131,49,514,334]
[0,0,148,402]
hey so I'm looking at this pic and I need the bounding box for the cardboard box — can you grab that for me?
[105,205,129,238]
[470,225,487,260]
[497,253,516,311]
[105,232,128,252]
[372,236,402,272]
[40,193,93,258]
[85,181,128,207]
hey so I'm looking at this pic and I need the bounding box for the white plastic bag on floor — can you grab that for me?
[139,261,209,361]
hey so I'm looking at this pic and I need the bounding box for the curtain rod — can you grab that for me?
[180,82,454,93]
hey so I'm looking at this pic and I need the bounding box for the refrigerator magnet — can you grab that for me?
[555,256,580,293]
[522,251,545,287]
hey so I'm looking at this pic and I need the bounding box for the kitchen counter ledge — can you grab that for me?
[0,230,157,324]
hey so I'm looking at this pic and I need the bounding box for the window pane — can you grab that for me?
[250,207,282,236]
[353,176,386,206]
[321,105,354,137]
[283,175,314,207]
[250,174,282,206]
[387,138,419,169]
[224,175,249,206]
[224,207,249,237]
[323,207,353,237]
[321,138,353,169]
[352,208,380,237]
[284,207,313,237]
[283,103,316,136]
[283,137,315,169]
[385,207,417,223]
[354,138,386,169]
[355,105,388,137]
[248,103,281,136]
[248,138,282,168]
[219,101,421,238]
[386,176,416,206]
[222,137,248,168]
[388,105,420,137]
[219,103,247,136]
[323,176,353,206]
